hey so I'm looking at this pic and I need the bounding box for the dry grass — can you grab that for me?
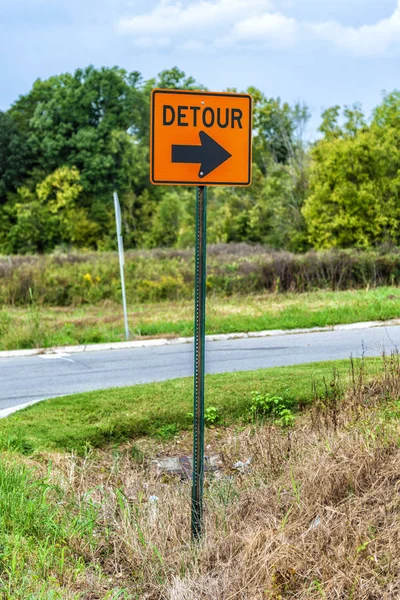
[10,356,399,599]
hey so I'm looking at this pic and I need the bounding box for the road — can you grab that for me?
[1,324,399,413]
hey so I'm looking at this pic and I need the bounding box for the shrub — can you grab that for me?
[204,406,220,426]
[1,244,400,307]
[249,391,295,428]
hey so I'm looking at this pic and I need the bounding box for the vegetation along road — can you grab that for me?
[1,322,400,414]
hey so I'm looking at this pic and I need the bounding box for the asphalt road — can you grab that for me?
[0,324,399,413]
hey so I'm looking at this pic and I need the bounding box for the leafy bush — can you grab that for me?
[156,424,178,441]
[249,391,295,428]
[187,406,221,427]
[204,406,220,426]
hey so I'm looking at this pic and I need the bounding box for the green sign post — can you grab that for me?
[191,186,207,541]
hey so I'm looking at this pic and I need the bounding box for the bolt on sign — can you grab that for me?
[150,89,253,186]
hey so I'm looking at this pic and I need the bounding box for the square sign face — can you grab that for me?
[150,89,252,187]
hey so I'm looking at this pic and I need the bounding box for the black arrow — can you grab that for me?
[172,131,232,178]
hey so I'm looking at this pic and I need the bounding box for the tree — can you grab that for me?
[249,87,310,174]
[20,66,146,192]
[3,66,209,252]
[155,67,204,91]
[3,167,100,254]
[303,100,400,248]
[1,64,313,253]
[0,111,31,201]
[146,192,183,248]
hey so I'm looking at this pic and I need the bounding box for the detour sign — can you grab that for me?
[150,89,252,187]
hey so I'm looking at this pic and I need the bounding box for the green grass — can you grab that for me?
[0,457,135,599]
[1,286,400,351]
[0,358,382,453]
[0,459,97,599]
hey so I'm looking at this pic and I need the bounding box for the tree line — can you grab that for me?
[0,65,399,254]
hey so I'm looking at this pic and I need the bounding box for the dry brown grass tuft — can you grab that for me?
[18,357,400,599]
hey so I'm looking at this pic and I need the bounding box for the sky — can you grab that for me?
[1,0,400,137]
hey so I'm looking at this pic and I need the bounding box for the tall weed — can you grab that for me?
[1,244,400,306]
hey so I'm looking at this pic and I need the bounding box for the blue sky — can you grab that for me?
[1,0,400,137]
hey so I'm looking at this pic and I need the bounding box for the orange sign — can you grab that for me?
[150,89,252,187]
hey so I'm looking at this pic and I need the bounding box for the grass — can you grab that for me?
[1,286,400,350]
[0,459,96,599]
[0,358,383,453]
[0,355,399,597]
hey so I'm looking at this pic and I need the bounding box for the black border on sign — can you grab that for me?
[150,89,253,187]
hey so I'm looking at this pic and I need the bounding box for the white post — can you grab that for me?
[113,191,129,340]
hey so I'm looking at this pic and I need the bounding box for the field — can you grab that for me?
[0,356,398,598]
[2,245,400,307]
[1,244,400,350]
[1,287,400,351]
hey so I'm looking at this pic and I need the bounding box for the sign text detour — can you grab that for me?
[162,105,244,130]
[151,90,252,186]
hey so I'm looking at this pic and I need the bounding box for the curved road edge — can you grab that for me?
[1,318,400,359]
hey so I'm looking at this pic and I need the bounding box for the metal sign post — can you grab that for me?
[191,186,207,542]
[113,191,129,341]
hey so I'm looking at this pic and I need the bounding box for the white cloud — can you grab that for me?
[134,35,172,48]
[118,0,273,38]
[117,0,400,56]
[311,5,400,56]
[231,12,299,46]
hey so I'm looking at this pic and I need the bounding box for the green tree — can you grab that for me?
[205,89,310,249]
[146,192,183,247]
[0,65,313,253]
[249,87,310,173]
[3,66,208,252]
[0,112,31,201]
[303,99,400,248]
[155,67,204,91]
[4,167,100,253]
[20,66,146,192]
